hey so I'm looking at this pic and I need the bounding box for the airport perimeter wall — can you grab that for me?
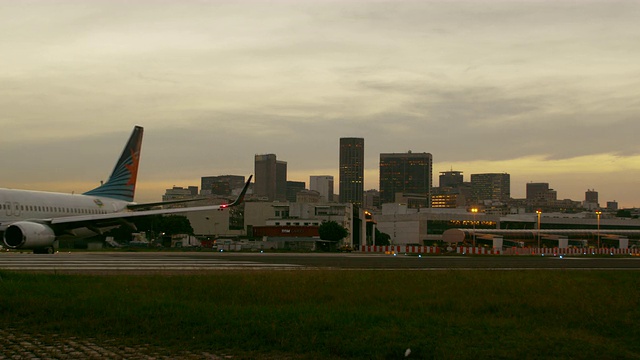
[505,247,640,256]
[455,247,503,255]
[360,246,440,254]
[360,246,640,256]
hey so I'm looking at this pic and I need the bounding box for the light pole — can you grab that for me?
[536,210,542,250]
[471,207,478,248]
[595,210,602,249]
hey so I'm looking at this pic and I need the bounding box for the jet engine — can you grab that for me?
[3,222,56,252]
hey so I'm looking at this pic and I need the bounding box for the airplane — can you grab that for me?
[0,126,252,254]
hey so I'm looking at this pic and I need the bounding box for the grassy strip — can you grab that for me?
[1,270,639,359]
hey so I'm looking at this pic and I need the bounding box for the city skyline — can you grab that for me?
[1,1,639,207]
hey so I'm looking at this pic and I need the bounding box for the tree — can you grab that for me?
[616,209,632,218]
[160,215,194,235]
[318,221,349,242]
[105,215,194,241]
[374,228,391,246]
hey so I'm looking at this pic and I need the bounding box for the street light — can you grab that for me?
[536,210,542,250]
[595,210,602,249]
[471,207,478,248]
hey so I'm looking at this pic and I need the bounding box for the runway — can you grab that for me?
[0,251,302,273]
[1,251,640,273]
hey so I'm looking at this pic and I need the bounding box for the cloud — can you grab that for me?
[1,0,639,207]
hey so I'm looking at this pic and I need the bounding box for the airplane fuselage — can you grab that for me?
[0,126,251,254]
[0,188,137,252]
[0,188,130,228]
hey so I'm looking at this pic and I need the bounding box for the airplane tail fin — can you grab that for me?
[83,126,144,202]
[227,175,252,207]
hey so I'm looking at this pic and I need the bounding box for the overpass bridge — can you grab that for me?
[442,229,640,249]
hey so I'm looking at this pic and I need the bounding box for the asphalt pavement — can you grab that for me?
[1,251,639,273]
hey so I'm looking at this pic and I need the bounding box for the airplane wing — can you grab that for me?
[126,197,208,211]
[50,175,251,229]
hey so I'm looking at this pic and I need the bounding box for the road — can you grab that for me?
[1,251,640,272]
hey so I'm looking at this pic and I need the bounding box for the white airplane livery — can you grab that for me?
[0,126,252,253]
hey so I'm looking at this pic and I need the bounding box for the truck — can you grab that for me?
[171,234,201,248]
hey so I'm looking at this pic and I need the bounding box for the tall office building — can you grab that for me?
[276,160,288,201]
[201,175,246,196]
[585,189,599,204]
[162,186,198,201]
[286,181,306,202]
[339,137,364,206]
[254,154,287,201]
[439,170,464,188]
[584,189,599,210]
[310,175,334,202]
[364,189,381,209]
[470,173,510,203]
[379,151,432,205]
[526,182,549,200]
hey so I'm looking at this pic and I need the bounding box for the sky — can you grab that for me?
[1,0,639,207]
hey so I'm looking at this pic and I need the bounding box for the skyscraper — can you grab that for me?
[585,189,599,204]
[276,160,288,201]
[339,137,364,206]
[310,175,334,202]
[439,170,464,188]
[254,154,287,201]
[584,189,599,209]
[286,181,305,202]
[470,173,511,203]
[201,175,246,196]
[526,182,550,201]
[526,182,557,203]
[379,151,432,205]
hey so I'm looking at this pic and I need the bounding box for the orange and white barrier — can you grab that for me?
[360,246,639,256]
[360,246,440,254]
[456,247,503,255]
[530,247,640,256]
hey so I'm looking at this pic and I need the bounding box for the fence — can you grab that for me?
[360,246,440,254]
[360,245,639,256]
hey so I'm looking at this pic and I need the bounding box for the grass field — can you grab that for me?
[1,270,639,359]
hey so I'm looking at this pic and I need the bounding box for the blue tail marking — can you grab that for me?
[83,126,144,202]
